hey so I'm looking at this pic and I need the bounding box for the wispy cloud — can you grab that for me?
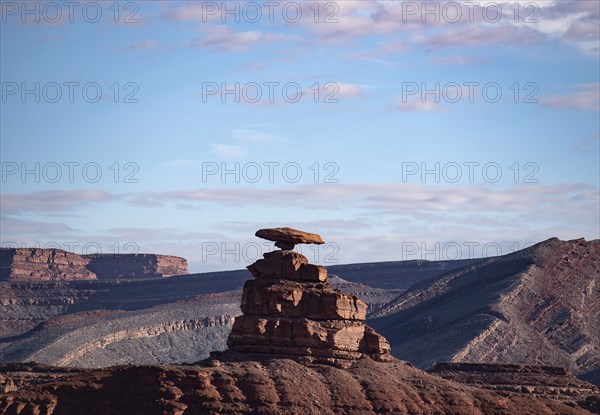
[1,190,117,213]
[210,143,247,159]
[3,183,597,270]
[395,100,442,112]
[131,183,598,218]
[209,127,288,159]
[128,39,161,50]
[428,55,487,66]
[333,83,366,98]
[0,215,74,237]
[32,34,65,45]
[347,40,408,63]
[541,83,600,112]
[184,25,297,52]
[298,1,598,54]
[7,183,596,217]
[164,2,221,22]
[134,1,599,57]
[421,26,543,51]
[574,132,600,154]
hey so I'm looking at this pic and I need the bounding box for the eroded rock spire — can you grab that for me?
[227,227,391,363]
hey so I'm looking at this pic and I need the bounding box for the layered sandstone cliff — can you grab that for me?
[84,253,188,278]
[0,248,188,281]
[0,248,96,281]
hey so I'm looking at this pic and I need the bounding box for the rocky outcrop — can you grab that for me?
[1,358,598,415]
[369,237,600,384]
[84,253,188,279]
[430,363,599,403]
[255,227,325,249]
[0,248,96,281]
[227,228,391,362]
[0,248,188,281]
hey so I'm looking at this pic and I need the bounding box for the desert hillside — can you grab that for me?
[369,238,600,385]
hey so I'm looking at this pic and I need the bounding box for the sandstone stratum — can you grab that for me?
[0,248,188,281]
[1,229,599,414]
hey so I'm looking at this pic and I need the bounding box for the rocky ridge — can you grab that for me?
[369,237,600,384]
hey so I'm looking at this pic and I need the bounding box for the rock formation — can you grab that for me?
[227,227,391,362]
[0,248,188,281]
[0,248,96,281]
[255,227,325,249]
[84,253,188,279]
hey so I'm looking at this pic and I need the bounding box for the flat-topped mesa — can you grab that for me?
[255,227,325,250]
[228,228,391,363]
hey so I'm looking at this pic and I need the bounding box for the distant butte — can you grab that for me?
[255,227,325,250]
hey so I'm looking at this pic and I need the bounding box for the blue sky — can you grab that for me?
[1,0,599,272]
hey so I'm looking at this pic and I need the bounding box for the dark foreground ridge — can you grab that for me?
[2,357,599,415]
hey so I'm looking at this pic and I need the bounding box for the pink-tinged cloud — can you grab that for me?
[541,83,600,112]
[566,19,600,42]
[421,26,543,50]
[395,101,442,112]
[336,83,366,98]
[3,183,597,270]
[129,183,597,215]
[300,83,366,101]
[4,184,597,236]
[347,40,408,63]
[164,2,221,22]
[184,25,297,52]
[156,1,599,55]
